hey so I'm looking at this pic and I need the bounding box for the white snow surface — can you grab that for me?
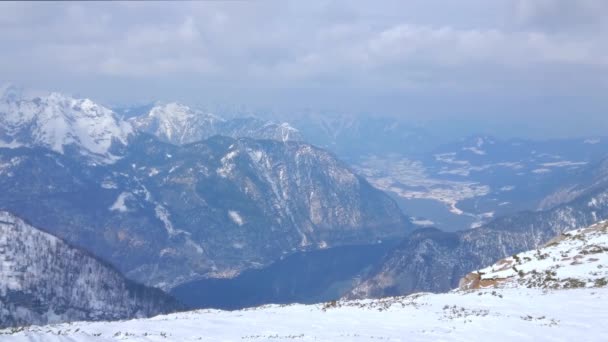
[109,192,132,212]
[540,161,587,168]
[462,146,486,155]
[532,168,552,174]
[2,288,607,341]
[275,122,300,142]
[584,138,601,144]
[411,218,434,227]
[0,91,132,162]
[228,210,245,226]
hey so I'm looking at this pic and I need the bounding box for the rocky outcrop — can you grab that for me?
[459,220,608,290]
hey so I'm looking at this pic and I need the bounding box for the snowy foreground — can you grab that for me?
[2,287,607,341]
[3,220,608,341]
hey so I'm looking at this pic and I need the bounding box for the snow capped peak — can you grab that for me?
[0,89,132,162]
[276,122,300,142]
[131,102,224,145]
[131,102,303,144]
[161,102,223,127]
[148,102,222,122]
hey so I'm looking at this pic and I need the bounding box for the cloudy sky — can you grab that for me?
[1,0,607,137]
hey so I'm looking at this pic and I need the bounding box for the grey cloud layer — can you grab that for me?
[1,0,607,135]
[2,2,606,76]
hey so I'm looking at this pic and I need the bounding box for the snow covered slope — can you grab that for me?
[0,86,132,163]
[2,223,607,340]
[460,220,608,290]
[2,285,606,341]
[130,102,302,144]
[0,211,180,329]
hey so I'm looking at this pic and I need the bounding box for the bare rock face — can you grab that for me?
[458,272,482,290]
[458,271,507,290]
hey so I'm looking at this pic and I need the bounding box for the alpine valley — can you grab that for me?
[348,155,608,299]
[1,84,608,335]
[0,86,410,311]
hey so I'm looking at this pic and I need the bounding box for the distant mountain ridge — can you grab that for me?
[354,132,608,232]
[0,211,180,329]
[130,102,302,145]
[538,157,608,210]
[0,86,302,165]
[291,114,435,159]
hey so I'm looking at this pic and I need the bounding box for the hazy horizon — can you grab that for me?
[1,0,607,139]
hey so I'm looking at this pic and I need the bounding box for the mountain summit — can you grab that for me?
[0,90,132,163]
[130,102,223,145]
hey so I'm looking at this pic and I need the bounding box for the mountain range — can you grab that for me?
[0,87,410,292]
[0,85,131,163]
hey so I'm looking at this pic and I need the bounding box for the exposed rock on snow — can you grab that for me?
[460,220,608,290]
